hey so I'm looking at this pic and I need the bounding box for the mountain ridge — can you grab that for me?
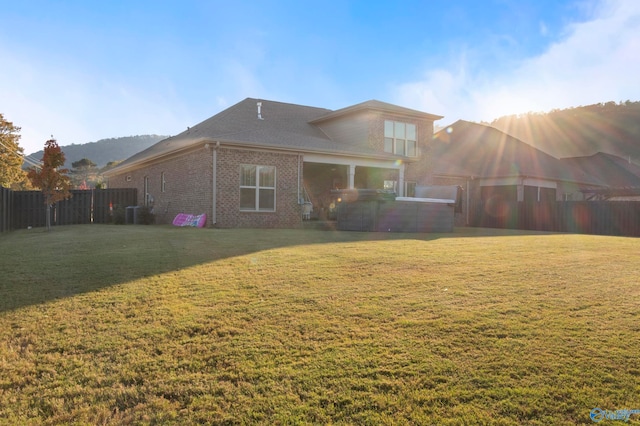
[25,135,168,169]
[486,100,640,163]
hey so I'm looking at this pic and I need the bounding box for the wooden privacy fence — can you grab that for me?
[0,188,137,231]
[0,187,12,233]
[471,201,640,237]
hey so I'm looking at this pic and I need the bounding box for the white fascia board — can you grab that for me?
[479,177,557,188]
[479,177,520,186]
[522,178,557,188]
[303,152,401,169]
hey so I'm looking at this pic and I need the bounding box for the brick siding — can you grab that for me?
[108,145,303,228]
[107,146,212,225]
[369,114,436,187]
[216,148,302,228]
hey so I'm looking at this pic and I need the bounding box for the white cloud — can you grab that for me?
[224,60,267,100]
[0,41,193,155]
[393,0,640,125]
[5,0,640,155]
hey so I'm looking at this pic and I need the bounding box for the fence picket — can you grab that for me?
[0,187,137,231]
[473,201,640,237]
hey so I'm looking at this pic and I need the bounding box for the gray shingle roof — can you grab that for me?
[107,98,436,174]
[432,120,600,185]
[560,152,640,188]
[309,99,443,123]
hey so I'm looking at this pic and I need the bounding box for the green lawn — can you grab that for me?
[1,225,639,425]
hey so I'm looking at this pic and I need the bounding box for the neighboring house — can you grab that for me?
[560,152,640,200]
[104,98,442,228]
[430,120,603,225]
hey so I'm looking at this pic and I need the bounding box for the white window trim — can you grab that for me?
[239,164,276,212]
[384,120,417,157]
[405,181,417,197]
[143,176,150,206]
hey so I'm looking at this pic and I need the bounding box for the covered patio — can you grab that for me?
[302,154,407,220]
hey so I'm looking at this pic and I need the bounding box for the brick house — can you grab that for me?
[430,120,603,226]
[104,98,443,228]
[559,152,640,200]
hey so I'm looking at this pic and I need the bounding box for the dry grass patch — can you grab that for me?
[1,225,639,424]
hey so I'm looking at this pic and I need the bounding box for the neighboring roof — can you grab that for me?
[560,152,640,188]
[432,120,600,185]
[560,152,640,198]
[309,99,443,123]
[107,98,440,175]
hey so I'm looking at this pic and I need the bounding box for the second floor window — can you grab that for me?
[384,120,417,157]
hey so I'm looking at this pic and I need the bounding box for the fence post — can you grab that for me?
[0,187,10,232]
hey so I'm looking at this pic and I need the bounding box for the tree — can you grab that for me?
[27,139,72,231]
[0,113,27,189]
[102,160,123,171]
[70,157,98,188]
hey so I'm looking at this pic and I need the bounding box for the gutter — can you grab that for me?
[105,136,414,177]
[211,141,219,225]
[466,178,470,226]
[103,138,212,177]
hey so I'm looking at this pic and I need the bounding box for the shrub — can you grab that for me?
[112,205,126,225]
[138,206,156,225]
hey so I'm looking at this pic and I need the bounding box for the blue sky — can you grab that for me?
[2,0,639,155]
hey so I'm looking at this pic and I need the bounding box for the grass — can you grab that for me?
[1,225,639,425]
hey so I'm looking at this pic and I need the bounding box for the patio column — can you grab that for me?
[517,181,524,202]
[398,165,405,197]
[348,164,355,189]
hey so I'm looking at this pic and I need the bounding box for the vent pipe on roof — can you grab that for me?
[257,101,264,120]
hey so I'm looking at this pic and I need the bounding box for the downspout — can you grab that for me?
[398,163,405,197]
[466,178,470,226]
[212,141,219,225]
[348,164,355,189]
[297,154,301,204]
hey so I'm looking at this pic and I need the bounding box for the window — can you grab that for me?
[383,180,397,192]
[161,172,166,193]
[405,181,416,197]
[240,165,276,211]
[384,120,417,157]
[144,176,153,206]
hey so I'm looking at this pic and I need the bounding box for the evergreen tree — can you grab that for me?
[71,157,98,188]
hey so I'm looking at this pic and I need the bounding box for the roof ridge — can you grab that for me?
[245,97,333,113]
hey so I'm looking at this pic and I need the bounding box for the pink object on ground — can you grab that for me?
[172,213,207,228]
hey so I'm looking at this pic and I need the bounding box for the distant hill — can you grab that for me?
[487,101,640,162]
[25,135,167,169]
[489,101,640,163]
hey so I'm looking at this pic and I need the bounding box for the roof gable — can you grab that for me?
[432,120,598,184]
[310,99,443,124]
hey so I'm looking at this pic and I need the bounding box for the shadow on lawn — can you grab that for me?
[0,224,551,313]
